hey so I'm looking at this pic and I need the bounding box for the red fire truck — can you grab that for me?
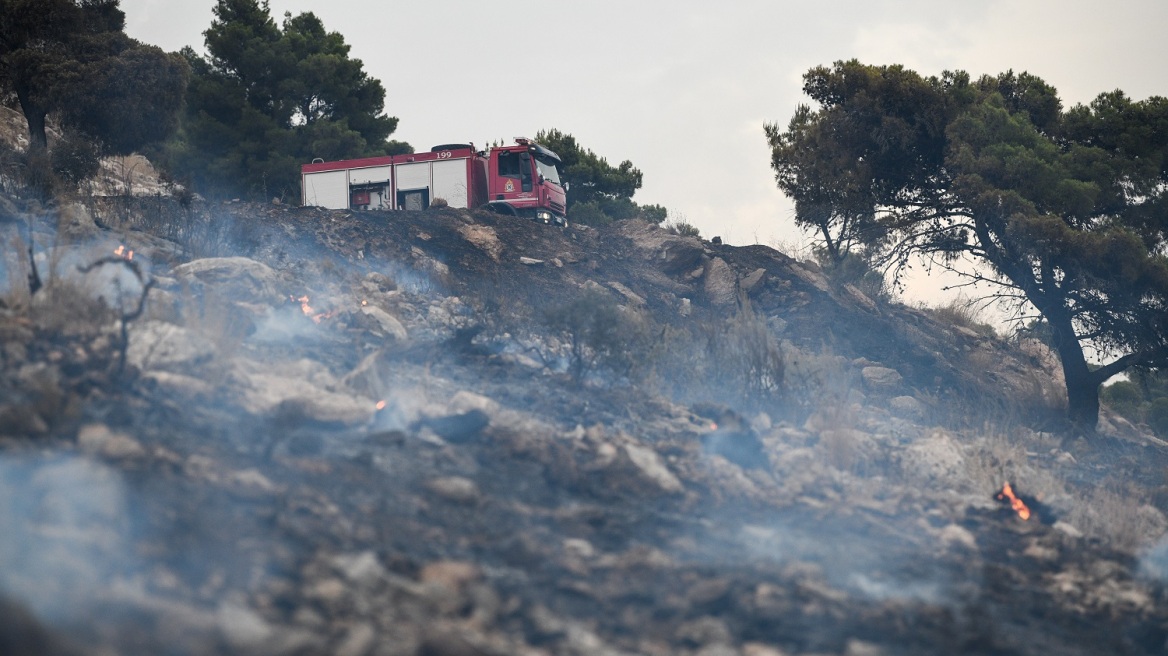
[300,138,568,224]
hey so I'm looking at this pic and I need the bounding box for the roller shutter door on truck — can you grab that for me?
[431,158,471,208]
[302,170,349,210]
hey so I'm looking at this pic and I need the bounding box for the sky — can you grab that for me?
[120,0,1168,304]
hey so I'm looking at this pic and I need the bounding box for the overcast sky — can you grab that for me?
[120,0,1168,302]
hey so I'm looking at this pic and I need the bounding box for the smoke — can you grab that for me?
[0,455,133,625]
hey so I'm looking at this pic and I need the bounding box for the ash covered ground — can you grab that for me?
[1,196,1168,656]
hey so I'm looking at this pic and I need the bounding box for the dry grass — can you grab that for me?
[925,296,998,338]
[1067,484,1168,552]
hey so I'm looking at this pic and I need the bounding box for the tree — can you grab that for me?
[766,60,1168,429]
[166,0,409,200]
[0,0,188,154]
[534,128,666,226]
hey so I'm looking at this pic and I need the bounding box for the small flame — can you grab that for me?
[290,294,335,324]
[996,482,1031,521]
[375,400,387,411]
[710,422,718,431]
[114,244,134,261]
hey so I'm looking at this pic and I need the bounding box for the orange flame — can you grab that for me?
[114,244,134,261]
[375,400,387,411]
[996,482,1031,521]
[291,295,335,324]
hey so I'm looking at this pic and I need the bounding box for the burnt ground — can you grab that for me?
[1,198,1168,655]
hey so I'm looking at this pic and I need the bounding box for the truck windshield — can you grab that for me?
[535,156,562,185]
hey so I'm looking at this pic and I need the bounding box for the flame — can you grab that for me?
[291,294,335,324]
[996,482,1031,521]
[114,244,134,261]
[710,422,718,430]
[375,400,387,411]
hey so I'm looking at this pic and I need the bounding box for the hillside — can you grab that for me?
[1,191,1168,656]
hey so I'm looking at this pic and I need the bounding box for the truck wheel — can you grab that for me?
[485,202,518,216]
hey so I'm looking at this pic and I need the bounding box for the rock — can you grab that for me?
[425,477,481,504]
[677,616,732,647]
[447,391,500,416]
[679,297,692,317]
[902,431,966,483]
[217,602,273,651]
[861,366,903,394]
[606,281,645,306]
[458,224,503,261]
[127,321,214,372]
[741,267,767,292]
[938,524,977,550]
[703,257,737,307]
[335,623,376,656]
[415,409,489,444]
[623,443,684,493]
[0,404,49,437]
[889,395,925,420]
[1054,521,1084,539]
[230,357,376,425]
[419,561,482,591]
[358,305,409,340]
[57,203,97,241]
[519,256,544,266]
[743,644,789,656]
[76,424,146,460]
[171,257,284,303]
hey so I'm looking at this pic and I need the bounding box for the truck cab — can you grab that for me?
[485,137,567,225]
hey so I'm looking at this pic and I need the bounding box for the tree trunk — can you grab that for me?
[15,85,49,151]
[1046,309,1100,430]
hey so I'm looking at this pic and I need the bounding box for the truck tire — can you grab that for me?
[484,202,517,216]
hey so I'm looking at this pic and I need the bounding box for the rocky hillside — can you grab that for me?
[1,191,1168,656]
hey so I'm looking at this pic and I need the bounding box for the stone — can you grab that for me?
[889,395,925,420]
[57,203,97,241]
[902,431,966,483]
[606,281,646,306]
[519,256,544,265]
[938,524,977,550]
[230,357,376,425]
[861,366,903,393]
[741,267,767,292]
[623,443,684,493]
[703,257,737,307]
[359,305,409,340]
[420,561,481,590]
[458,224,503,261]
[171,257,284,303]
[335,623,376,656]
[127,321,214,372]
[425,477,481,504]
[77,424,146,460]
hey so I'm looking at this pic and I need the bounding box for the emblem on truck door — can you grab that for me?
[505,179,515,193]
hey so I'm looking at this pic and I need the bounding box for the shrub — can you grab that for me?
[1148,397,1168,437]
[541,286,650,385]
[665,220,701,238]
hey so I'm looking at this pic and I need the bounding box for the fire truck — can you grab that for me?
[300,138,568,225]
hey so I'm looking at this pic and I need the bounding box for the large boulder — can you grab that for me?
[171,257,286,304]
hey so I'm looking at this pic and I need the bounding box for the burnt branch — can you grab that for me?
[77,255,156,376]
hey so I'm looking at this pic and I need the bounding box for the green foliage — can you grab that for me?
[665,220,701,238]
[163,0,406,200]
[767,60,1168,428]
[1149,398,1168,437]
[0,0,188,155]
[541,286,649,385]
[534,128,665,225]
